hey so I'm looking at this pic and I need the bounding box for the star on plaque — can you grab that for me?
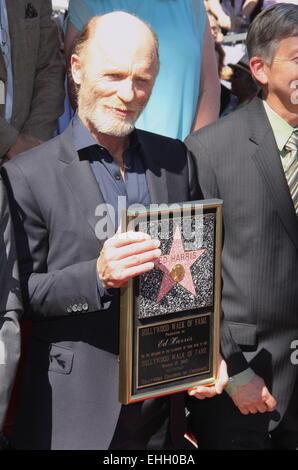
[154,225,206,303]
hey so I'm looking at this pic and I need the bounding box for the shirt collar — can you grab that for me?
[262,100,294,151]
[72,113,140,153]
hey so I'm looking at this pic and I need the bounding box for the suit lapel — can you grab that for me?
[248,98,298,250]
[137,130,169,204]
[58,125,114,246]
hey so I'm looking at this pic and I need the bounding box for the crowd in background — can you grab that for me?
[51,0,298,131]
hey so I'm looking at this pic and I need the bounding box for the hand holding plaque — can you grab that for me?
[97,231,161,288]
[119,199,223,404]
[188,354,228,399]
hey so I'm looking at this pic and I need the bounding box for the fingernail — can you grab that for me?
[153,239,160,247]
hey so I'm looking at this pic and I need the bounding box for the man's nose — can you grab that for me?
[117,78,135,102]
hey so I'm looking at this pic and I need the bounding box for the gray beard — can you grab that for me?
[88,112,136,136]
[79,95,138,137]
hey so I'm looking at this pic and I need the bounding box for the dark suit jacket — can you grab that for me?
[2,123,201,449]
[0,177,22,431]
[185,97,298,431]
[0,0,65,158]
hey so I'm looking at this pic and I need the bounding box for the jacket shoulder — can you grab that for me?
[189,103,251,144]
[3,132,68,178]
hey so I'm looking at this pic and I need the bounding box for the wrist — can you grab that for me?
[225,368,255,396]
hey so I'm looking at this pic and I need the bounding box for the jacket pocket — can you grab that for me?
[226,321,257,347]
[49,344,74,375]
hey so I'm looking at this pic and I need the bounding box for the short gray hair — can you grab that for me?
[247,3,298,64]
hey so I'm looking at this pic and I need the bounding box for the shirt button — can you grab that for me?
[83,303,88,311]
[77,303,83,312]
[72,304,78,312]
[115,174,120,180]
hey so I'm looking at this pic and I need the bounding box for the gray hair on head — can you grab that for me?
[247,3,298,64]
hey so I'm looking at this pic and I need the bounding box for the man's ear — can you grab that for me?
[249,56,269,85]
[71,54,82,85]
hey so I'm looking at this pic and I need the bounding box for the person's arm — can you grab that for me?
[234,0,259,29]
[241,0,259,20]
[2,161,104,318]
[2,159,161,319]
[0,178,22,430]
[207,0,231,30]
[21,0,65,140]
[191,22,220,132]
[64,20,81,110]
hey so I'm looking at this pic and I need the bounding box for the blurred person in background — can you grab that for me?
[221,54,257,115]
[207,10,233,114]
[205,0,260,32]
[207,10,224,43]
[0,0,65,163]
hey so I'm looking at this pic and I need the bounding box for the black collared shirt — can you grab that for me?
[72,114,151,229]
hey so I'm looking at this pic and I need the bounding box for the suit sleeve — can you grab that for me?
[21,0,65,140]
[185,133,249,376]
[0,178,22,430]
[1,163,110,320]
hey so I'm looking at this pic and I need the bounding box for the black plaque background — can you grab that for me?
[130,207,217,397]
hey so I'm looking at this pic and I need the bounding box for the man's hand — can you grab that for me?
[229,374,277,415]
[187,355,229,399]
[4,134,44,161]
[97,231,161,289]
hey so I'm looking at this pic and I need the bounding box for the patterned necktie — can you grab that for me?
[283,129,298,216]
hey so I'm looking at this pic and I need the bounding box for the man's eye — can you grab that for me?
[107,74,123,80]
[135,77,148,83]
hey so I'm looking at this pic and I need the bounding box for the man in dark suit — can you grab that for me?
[2,11,227,450]
[0,177,22,446]
[186,3,298,450]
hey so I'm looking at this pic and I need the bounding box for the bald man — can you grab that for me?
[2,12,226,450]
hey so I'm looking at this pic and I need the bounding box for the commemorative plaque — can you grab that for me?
[119,199,222,404]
